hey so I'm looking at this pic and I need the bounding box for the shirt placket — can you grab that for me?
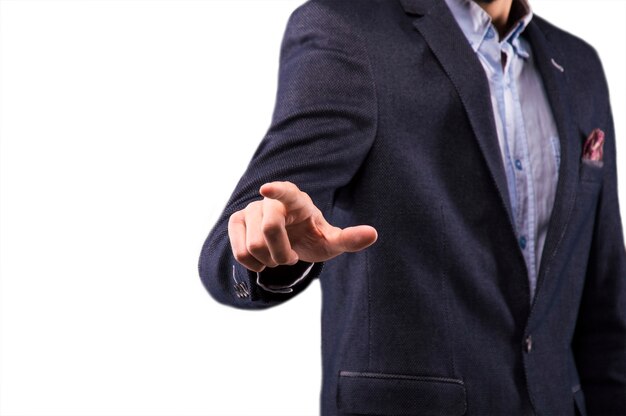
[503,42,538,300]
[480,30,538,301]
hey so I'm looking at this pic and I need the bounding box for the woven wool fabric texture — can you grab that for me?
[199,0,626,414]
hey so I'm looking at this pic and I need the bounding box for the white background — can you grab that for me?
[0,1,624,415]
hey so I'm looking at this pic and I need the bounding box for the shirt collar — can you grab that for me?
[443,0,533,58]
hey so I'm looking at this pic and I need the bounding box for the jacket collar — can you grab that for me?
[443,0,532,57]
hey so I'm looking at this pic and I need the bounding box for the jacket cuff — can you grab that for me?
[244,261,323,302]
[256,261,315,293]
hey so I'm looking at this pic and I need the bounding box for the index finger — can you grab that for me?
[259,181,309,211]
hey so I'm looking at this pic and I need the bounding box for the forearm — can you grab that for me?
[198,0,377,310]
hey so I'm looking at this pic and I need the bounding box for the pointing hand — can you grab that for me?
[228,181,378,272]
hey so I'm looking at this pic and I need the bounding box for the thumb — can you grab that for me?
[327,225,378,254]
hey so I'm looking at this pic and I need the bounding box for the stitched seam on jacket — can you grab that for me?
[440,201,458,378]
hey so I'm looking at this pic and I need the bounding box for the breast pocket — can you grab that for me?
[573,160,604,227]
[579,159,604,184]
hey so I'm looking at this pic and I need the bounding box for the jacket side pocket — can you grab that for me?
[337,370,466,415]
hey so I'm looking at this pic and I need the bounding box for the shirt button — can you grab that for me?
[485,27,495,40]
[524,335,533,353]
[515,159,523,170]
[519,236,527,249]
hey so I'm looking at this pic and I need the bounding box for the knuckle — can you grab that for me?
[244,200,261,212]
[228,211,242,225]
[232,249,250,264]
[265,197,286,213]
[261,221,282,237]
[301,191,313,205]
[246,239,266,254]
[285,181,300,193]
[246,263,264,273]
[272,252,291,264]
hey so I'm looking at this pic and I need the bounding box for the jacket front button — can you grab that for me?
[524,335,533,353]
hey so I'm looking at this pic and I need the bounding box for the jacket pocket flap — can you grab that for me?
[337,371,467,415]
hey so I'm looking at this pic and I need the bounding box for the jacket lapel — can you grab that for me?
[398,0,581,307]
[523,21,580,308]
[399,0,516,231]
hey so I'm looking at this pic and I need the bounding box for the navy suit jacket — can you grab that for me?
[199,0,626,414]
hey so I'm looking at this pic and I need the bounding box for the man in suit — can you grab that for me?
[199,0,626,414]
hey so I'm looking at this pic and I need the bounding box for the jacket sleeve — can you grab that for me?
[572,63,626,413]
[198,0,377,309]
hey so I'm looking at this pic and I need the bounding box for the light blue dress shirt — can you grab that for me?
[444,0,560,301]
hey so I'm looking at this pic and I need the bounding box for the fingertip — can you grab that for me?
[260,181,288,198]
[357,225,378,246]
[361,225,378,248]
[287,251,300,265]
[249,264,265,273]
[333,225,377,253]
[369,226,378,243]
[362,228,378,248]
[259,182,274,197]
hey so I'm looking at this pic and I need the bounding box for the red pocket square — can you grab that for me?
[582,128,605,166]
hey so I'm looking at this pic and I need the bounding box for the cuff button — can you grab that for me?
[234,281,250,298]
